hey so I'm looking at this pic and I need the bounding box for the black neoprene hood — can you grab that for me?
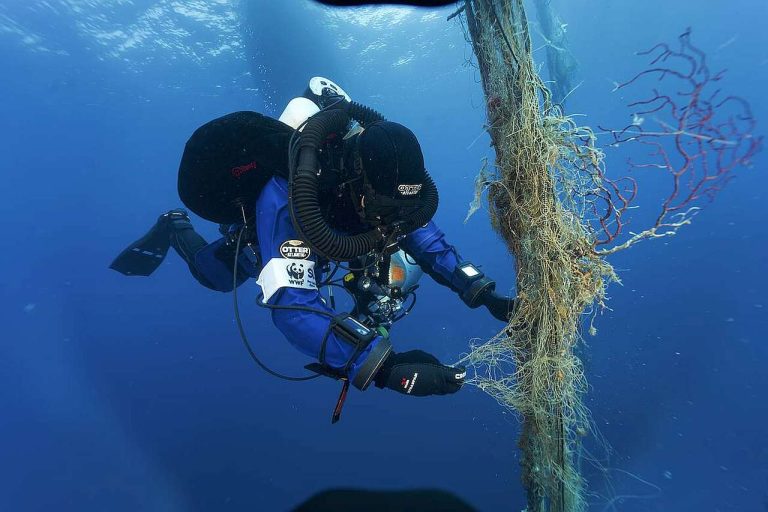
[357,121,427,198]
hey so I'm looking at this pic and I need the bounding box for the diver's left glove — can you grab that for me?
[478,288,516,323]
[453,262,516,322]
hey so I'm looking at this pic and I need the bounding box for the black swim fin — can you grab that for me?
[110,210,189,276]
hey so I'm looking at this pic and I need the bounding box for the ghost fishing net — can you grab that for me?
[451,0,762,507]
[456,1,617,510]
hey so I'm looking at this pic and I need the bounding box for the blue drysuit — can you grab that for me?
[192,176,465,381]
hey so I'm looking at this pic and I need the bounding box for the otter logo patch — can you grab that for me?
[279,239,311,260]
[397,184,422,196]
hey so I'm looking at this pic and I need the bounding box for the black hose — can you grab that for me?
[288,101,438,261]
[403,173,439,231]
[232,226,319,381]
[290,109,385,261]
[347,101,386,127]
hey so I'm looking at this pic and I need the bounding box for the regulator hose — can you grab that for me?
[347,100,386,127]
[289,102,439,261]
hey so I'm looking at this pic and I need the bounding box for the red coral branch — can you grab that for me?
[592,28,762,252]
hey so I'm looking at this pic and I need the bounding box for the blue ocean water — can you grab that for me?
[1,1,766,510]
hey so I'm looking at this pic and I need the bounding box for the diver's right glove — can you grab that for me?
[374,350,465,397]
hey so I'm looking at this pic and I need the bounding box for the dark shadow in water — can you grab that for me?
[291,488,478,511]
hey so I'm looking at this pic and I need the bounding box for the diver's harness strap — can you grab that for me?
[453,262,496,309]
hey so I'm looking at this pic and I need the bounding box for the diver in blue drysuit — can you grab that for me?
[156,173,513,398]
[111,78,515,403]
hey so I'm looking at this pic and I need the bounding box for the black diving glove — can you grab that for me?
[374,350,465,397]
[478,288,517,323]
[453,262,516,323]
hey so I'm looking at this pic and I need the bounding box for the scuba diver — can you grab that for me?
[111,77,515,422]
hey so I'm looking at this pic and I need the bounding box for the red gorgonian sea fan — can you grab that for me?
[591,28,762,254]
